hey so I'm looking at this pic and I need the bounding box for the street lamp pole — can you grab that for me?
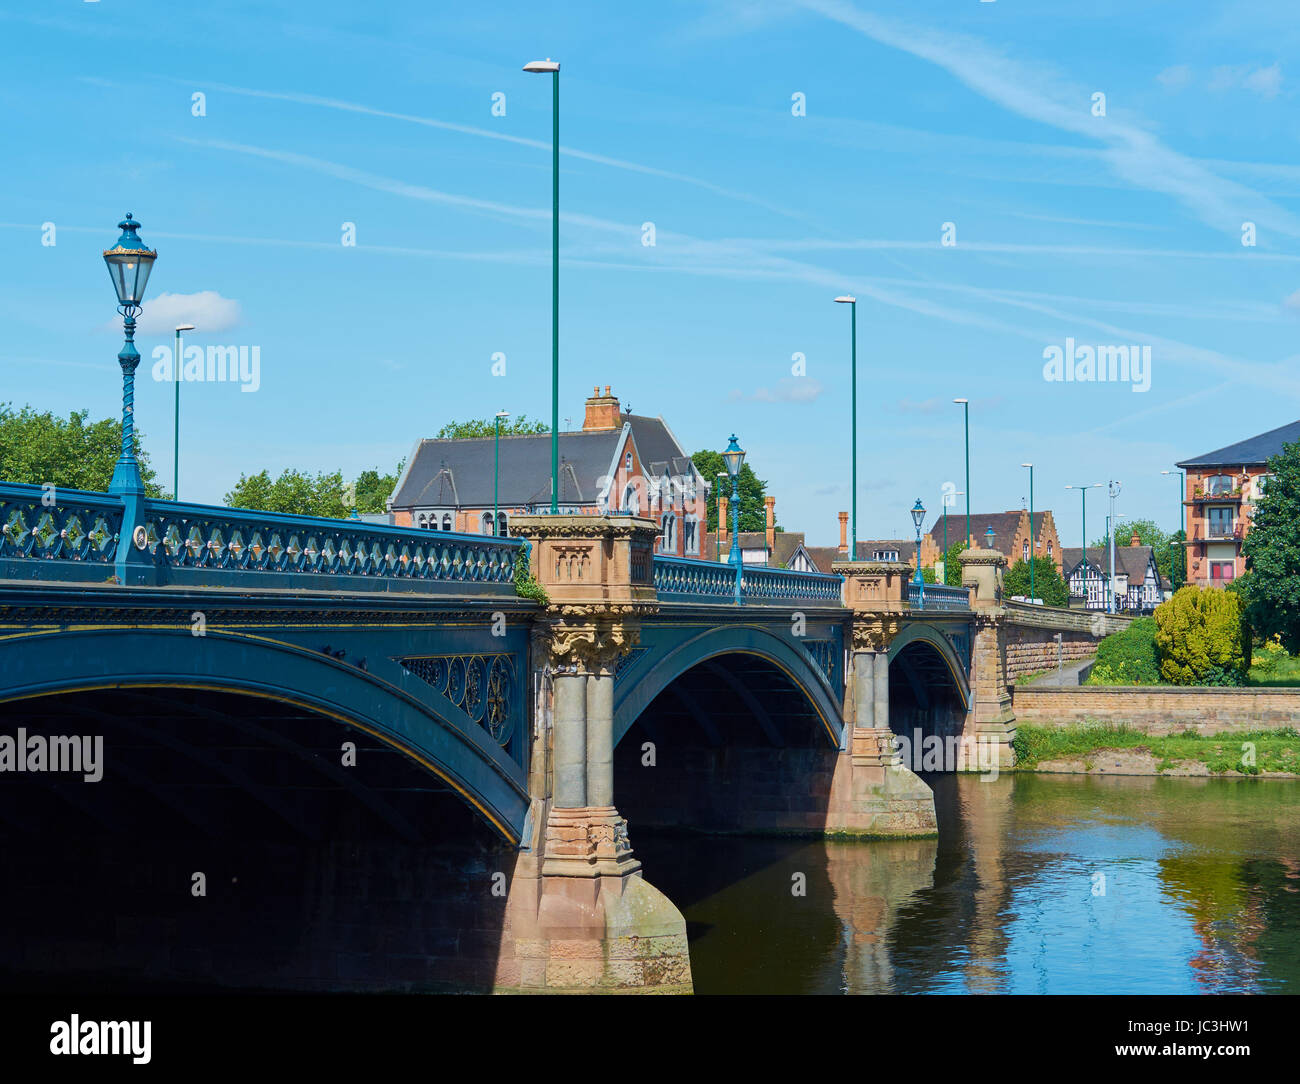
[1106,480,1123,613]
[834,295,857,555]
[494,410,510,535]
[173,323,194,501]
[1022,462,1035,603]
[910,498,926,608]
[524,58,561,512]
[954,398,970,548]
[102,213,158,496]
[1162,469,1185,535]
[723,435,746,604]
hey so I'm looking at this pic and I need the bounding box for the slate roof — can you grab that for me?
[390,415,695,510]
[1062,545,1157,583]
[1176,419,1300,469]
[854,539,918,561]
[928,511,1024,554]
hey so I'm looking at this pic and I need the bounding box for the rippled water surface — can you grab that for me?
[632,773,1300,994]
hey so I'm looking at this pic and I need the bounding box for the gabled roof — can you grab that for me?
[391,414,698,510]
[1176,418,1300,469]
[1062,545,1157,582]
[929,510,1026,555]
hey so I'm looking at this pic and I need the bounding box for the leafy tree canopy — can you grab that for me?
[1091,516,1181,583]
[436,416,549,439]
[1240,441,1300,651]
[0,403,163,497]
[1004,555,1070,606]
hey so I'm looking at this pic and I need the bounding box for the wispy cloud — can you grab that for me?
[792,0,1300,240]
[128,291,242,336]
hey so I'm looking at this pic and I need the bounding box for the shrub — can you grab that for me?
[1252,634,1287,679]
[1153,585,1249,686]
[1089,616,1161,685]
[513,541,549,605]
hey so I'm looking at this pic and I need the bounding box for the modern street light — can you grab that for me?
[723,434,746,603]
[523,57,561,513]
[910,497,926,607]
[494,410,510,536]
[954,398,970,549]
[940,488,963,585]
[715,471,727,562]
[1021,462,1035,604]
[173,323,195,501]
[834,294,857,555]
[1064,483,1104,556]
[102,213,158,495]
[1106,511,1127,613]
[1161,469,1186,535]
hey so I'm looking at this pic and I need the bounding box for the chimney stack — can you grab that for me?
[764,496,776,553]
[582,385,621,431]
[718,496,729,550]
[1130,529,1141,547]
[837,511,849,557]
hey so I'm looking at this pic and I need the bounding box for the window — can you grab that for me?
[497,513,508,537]
[1207,506,1234,538]
[623,483,638,513]
[1022,541,1029,562]
[418,513,428,529]
[1254,474,1273,499]
[1047,540,1053,559]
[684,516,697,555]
[442,514,452,531]
[1204,474,1235,497]
[1210,560,1235,582]
[482,512,495,535]
[625,452,633,471]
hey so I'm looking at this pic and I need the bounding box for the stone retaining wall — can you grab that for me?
[1012,685,1300,735]
[1004,626,1097,682]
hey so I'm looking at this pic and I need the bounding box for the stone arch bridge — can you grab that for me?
[0,483,1125,993]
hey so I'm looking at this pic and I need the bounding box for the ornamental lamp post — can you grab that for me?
[910,497,926,607]
[833,294,858,555]
[173,323,195,501]
[494,410,510,536]
[103,213,158,495]
[722,434,745,603]
[985,525,995,550]
[523,57,561,513]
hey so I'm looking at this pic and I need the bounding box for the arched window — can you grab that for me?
[623,483,638,513]
[418,513,428,529]
[1205,474,1234,497]
[1047,539,1053,559]
[442,514,452,531]
[482,512,495,535]
[1022,540,1029,562]
[497,513,508,537]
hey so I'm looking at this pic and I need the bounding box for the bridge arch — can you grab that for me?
[887,622,971,710]
[887,621,970,754]
[0,627,529,842]
[613,623,845,751]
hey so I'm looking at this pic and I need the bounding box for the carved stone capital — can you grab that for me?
[851,612,904,652]
[546,615,643,671]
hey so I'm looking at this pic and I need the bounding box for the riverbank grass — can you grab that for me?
[1012,722,1300,775]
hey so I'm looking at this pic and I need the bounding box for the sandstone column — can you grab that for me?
[825,561,937,836]
[497,514,691,993]
[958,547,1017,769]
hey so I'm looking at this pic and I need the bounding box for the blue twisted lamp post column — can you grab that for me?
[722,434,746,603]
[911,497,926,609]
[103,214,158,496]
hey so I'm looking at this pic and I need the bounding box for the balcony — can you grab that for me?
[1190,521,1242,542]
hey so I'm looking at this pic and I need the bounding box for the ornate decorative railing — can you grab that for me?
[0,483,522,593]
[0,483,124,564]
[654,555,843,605]
[136,498,520,585]
[909,581,972,611]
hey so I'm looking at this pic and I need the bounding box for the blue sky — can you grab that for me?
[5,0,1300,547]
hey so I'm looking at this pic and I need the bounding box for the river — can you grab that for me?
[633,773,1300,994]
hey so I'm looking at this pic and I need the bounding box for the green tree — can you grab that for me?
[352,460,404,514]
[436,416,549,439]
[941,541,967,586]
[1169,529,1186,590]
[1003,556,1069,606]
[225,468,349,518]
[691,449,771,533]
[1240,441,1300,652]
[1091,516,1176,580]
[0,403,164,497]
[1154,585,1250,685]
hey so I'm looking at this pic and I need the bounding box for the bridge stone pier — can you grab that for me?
[495,515,692,994]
